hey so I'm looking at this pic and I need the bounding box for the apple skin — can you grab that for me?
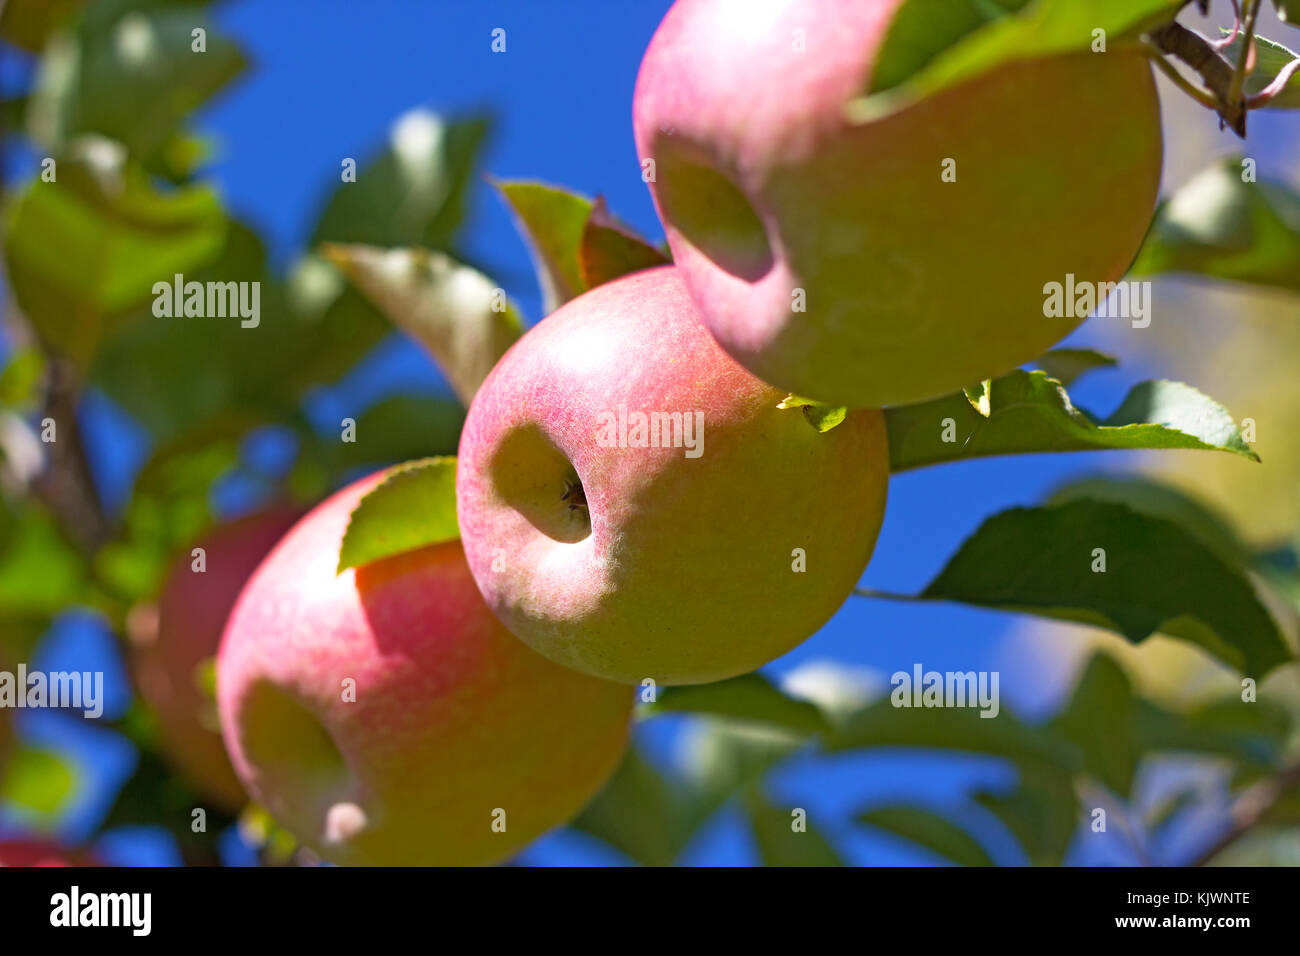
[633,0,1163,408]
[0,708,12,780]
[0,841,97,866]
[217,474,635,866]
[456,266,889,686]
[132,507,301,814]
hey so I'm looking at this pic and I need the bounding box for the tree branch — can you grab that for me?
[31,357,112,555]
[1146,21,1247,135]
[1189,760,1300,866]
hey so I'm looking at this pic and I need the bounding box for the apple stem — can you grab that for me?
[560,477,588,513]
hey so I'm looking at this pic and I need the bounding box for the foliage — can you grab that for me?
[0,0,1297,868]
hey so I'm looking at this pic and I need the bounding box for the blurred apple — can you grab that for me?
[0,840,97,866]
[0,707,11,779]
[633,0,1162,407]
[217,474,634,866]
[457,266,889,685]
[132,507,301,812]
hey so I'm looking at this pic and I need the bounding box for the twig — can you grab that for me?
[1146,21,1247,134]
[1188,760,1300,865]
[31,357,112,555]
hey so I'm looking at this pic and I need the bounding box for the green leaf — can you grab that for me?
[1048,476,1251,568]
[827,695,1075,773]
[856,805,993,866]
[0,498,87,623]
[962,380,993,417]
[0,0,84,52]
[0,745,78,818]
[973,766,1079,865]
[1130,158,1300,293]
[337,458,460,573]
[575,720,803,866]
[311,112,489,252]
[886,371,1257,472]
[93,436,240,604]
[4,159,228,370]
[1049,655,1142,795]
[322,244,523,405]
[1136,695,1289,768]
[852,0,1181,120]
[869,0,1032,94]
[578,197,670,289]
[652,674,834,738]
[1278,1,1300,27]
[920,500,1294,676]
[686,721,807,795]
[745,789,844,866]
[1031,348,1118,387]
[493,179,593,312]
[91,228,396,447]
[1049,653,1288,795]
[98,740,233,864]
[776,394,849,433]
[0,348,47,411]
[492,180,666,312]
[27,3,248,162]
[304,395,465,473]
[1219,31,1300,107]
[1144,787,1201,834]
[571,746,712,866]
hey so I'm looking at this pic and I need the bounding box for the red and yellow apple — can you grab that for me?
[633,0,1162,407]
[217,474,634,866]
[456,266,889,685]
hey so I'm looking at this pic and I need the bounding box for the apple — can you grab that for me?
[0,706,12,779]
[632,0,1162,408]
[217,473,635,866]
[0,651,15,779]
[0,840,97,866]
[131,507,301,813]
[456,265,889,686]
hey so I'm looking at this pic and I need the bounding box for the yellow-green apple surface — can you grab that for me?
[633,0,1163,408]
[0,706,11,780]
[456,266,889,686]
[132,508,300,813]
[217,473,634,866]
[0,653,12,776]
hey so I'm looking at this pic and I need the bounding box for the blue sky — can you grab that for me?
[6,0,1284,866]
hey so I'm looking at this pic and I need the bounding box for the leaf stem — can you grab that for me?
[1144,46,1223,110]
